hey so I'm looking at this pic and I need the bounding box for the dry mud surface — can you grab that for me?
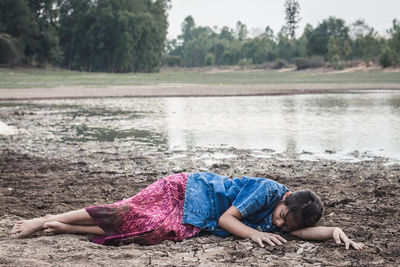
[1,147,400,266]
[1,83,400,100]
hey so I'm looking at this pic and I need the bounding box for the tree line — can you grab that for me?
[1,0,399,72]
[0,0,168,72]
[166,15,400,69]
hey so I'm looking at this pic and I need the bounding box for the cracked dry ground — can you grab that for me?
[1,148,399,266]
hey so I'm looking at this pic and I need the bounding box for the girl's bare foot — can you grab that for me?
[11,217,47,238]
[43,221,70,235]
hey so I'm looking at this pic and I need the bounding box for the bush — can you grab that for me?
[0,33,23,65]
[238,58,253,66]
[272,59,287,69]
[204,53,215,66]
[379,47,396,67]
[294,56,325,70]
[163,56,181,67]
[326,55,345,70]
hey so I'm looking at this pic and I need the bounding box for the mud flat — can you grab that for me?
[1,83,400,100]
[1,146,399,266]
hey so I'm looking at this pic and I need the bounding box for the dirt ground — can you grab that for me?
[1,83,400,100]
[1,145,399,266]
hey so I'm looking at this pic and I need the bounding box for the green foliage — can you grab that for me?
[180,15,195,43]
[1,0,399,72]
[326,55,345,70]
[358,34,380,65]
[58,0,168,72]
[350,19,380,65]
[306,17,350,59]
[204,53,215,66]
[379,47,396,67]
[0,33,23,65]
[284,0,301,39]
[238,58,253,66]
[294,56,325,70]
[387,19,400,65]
[327,36,351,61]
[0,0,39,63]
[235,21,248,41]
[242,36,277,64]
[163,55,181,67]
[0,0,62,66]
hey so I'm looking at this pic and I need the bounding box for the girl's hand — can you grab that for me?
[332,227,364,250]
[249,231,287,247]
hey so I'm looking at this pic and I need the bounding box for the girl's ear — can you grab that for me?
[283,191,292,201]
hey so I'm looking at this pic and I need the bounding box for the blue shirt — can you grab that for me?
[183,172,290,237]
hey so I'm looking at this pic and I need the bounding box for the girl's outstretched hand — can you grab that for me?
[249,231,287,247]
[332,227,364,250]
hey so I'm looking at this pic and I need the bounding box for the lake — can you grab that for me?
[1,90,399,161]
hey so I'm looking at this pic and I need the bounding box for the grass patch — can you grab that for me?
[0,67,399,89]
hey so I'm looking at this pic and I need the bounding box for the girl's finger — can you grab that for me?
[345,239,350,250]
[333,231,341,244]
[257,238,264,248]
[354,242,364,250]
[270,236,283,245]
[274,235,287,243]
[339,231,348,245]
[263,237,275,247]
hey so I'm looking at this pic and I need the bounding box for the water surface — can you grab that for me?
[1,91,400,161]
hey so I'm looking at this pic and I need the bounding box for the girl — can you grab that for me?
[11,172,363,250]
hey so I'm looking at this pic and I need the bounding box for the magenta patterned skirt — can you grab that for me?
[85,173,202,246]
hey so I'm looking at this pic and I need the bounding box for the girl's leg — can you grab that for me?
[43,221,105,236]
[11,209,97,238]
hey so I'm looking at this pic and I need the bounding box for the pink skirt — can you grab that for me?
[85,173,202,245]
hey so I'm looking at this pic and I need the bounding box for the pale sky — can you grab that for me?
[167,0,400,39]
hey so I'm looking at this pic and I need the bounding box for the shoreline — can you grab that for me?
[1,83,400,100]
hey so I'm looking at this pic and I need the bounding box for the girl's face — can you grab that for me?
[272,202,301,232]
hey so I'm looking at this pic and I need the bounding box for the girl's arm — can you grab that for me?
[218,206,287,247]
[290,226,364,250]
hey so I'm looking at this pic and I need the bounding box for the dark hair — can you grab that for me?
[284,190,324,229]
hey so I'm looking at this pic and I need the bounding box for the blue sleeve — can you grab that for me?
[233,179,284,218]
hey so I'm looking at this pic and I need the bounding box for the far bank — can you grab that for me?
[1,67,400,100]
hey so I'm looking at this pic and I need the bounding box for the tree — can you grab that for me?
[0,33,23,65]
[284,0,301,39]
[379,46,396,67]
[349,19,380,64]
[264,26,274,39]
[58,0,169,72]
[235,21,248,41]
[351,19,373,39]
[306,17,350,59]
[241,36,277,64]
[327,36,351,61]
[0,0,39,64]
[387,19,400,65]
[27,0,62,65]
[180,15,195,44]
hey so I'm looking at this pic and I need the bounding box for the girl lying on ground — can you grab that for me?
[11,172,363,250]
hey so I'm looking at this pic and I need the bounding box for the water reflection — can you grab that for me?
[1,90,400,160]
[163,91,400,160]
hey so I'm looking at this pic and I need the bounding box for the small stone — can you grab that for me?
[172,167,183,173]
[296,247,304,254]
